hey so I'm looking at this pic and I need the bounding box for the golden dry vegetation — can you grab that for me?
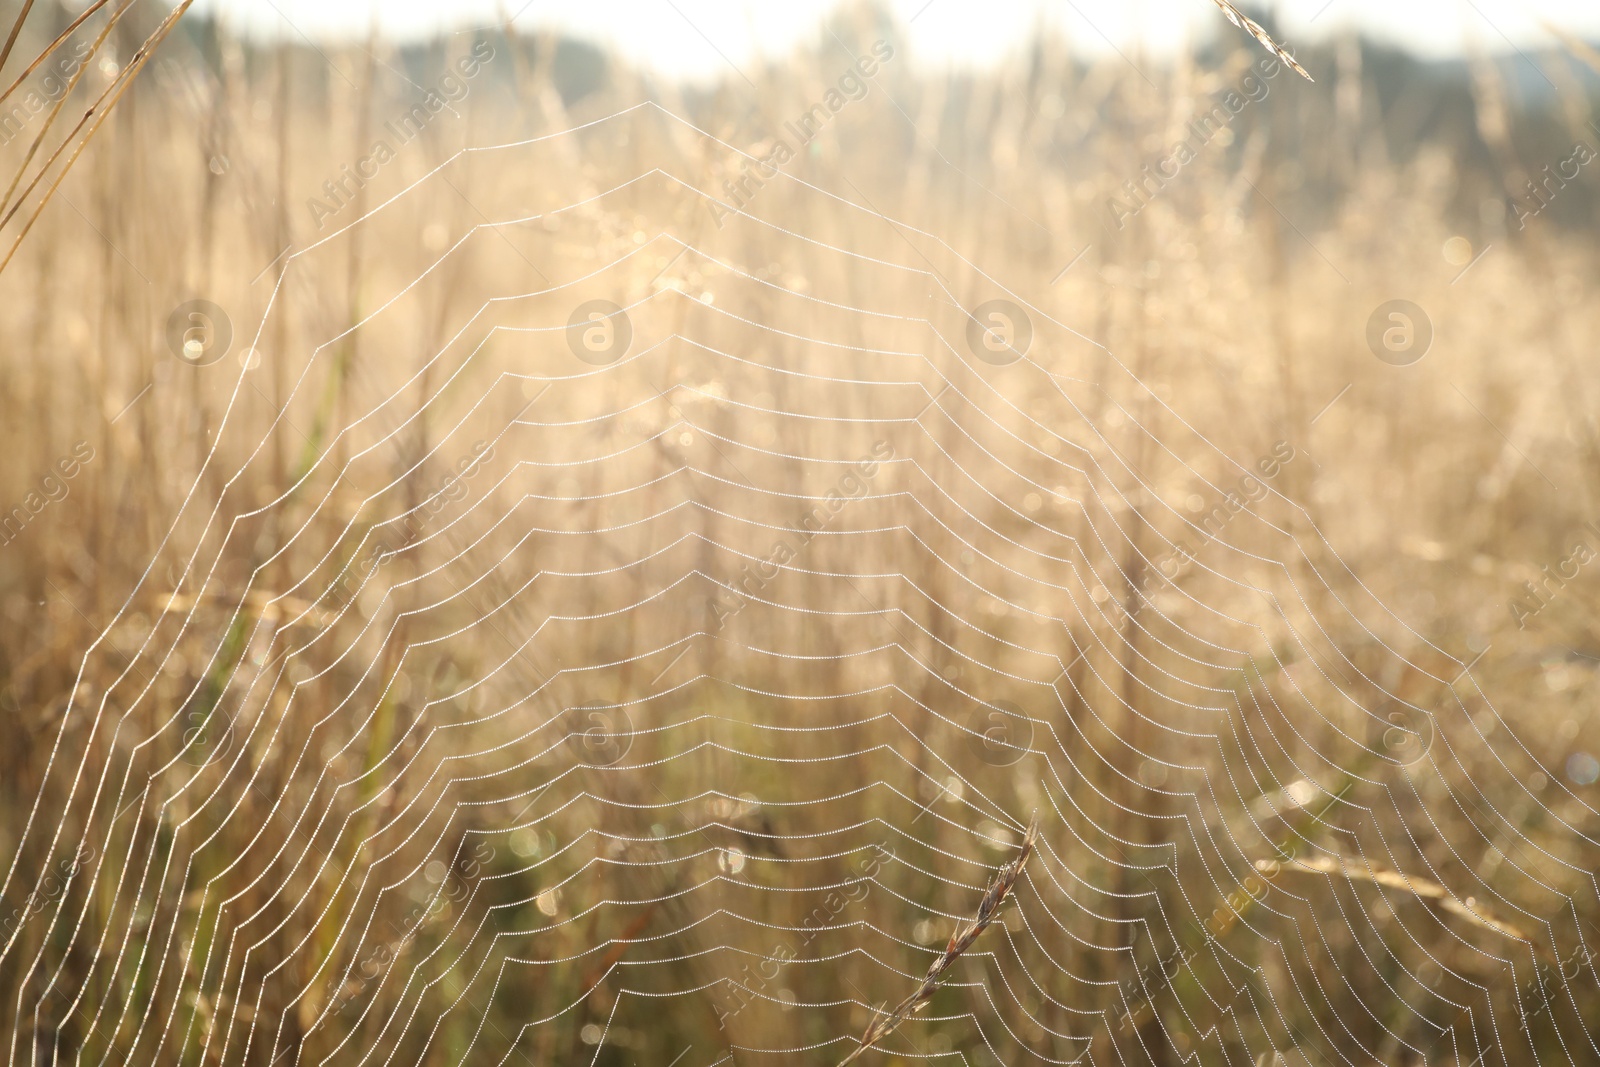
[0,4,1599,1065]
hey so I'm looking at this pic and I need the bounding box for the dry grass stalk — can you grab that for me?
[836,813,1040,1066]
[3,13,1597,1059]
[1209,0,1313,81]
[0,0,133,226]
[0,0,196,274]
[0,1,38,78]
[1260,854,1528,942]
[0,1,113,110]
[0,0,192,275]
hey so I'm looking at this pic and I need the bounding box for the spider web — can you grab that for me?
[1,87,1596,1067]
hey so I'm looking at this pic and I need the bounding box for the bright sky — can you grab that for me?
[189,0,1600,80]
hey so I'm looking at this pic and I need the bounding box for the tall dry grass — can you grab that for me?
[0,5,1597,1065]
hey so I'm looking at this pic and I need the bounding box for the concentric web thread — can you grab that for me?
[2,98,1597,1067]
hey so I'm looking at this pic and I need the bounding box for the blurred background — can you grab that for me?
[1,1,1599,1065]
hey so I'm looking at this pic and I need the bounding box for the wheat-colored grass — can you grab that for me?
[0,5,1594,1064]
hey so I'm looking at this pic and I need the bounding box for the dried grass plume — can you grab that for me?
[836,813,1040,1066]
[1209,0,1314,81]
